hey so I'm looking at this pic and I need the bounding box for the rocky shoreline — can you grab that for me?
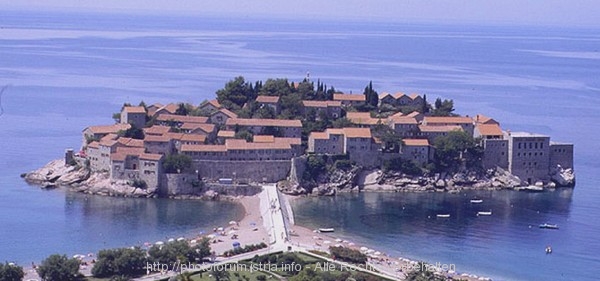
[278,165,576,196]
[24,159,575,199]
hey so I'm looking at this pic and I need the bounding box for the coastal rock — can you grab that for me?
[434,179,446,188]
[550,165,575,187]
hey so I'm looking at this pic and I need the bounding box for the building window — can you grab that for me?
[518,143,521,149]
[535,143,538,149]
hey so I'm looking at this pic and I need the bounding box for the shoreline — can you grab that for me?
[18,192,494,281]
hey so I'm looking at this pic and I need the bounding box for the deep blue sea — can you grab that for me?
[0,11,599,280]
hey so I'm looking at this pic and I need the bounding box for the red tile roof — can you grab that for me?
[215,108,238,118]
[144,134,172,143]
[181,144,227,152]
[139,153,163,161]
[333,93,366,102]
[474,114,499,125]
[403,139,429,146]
[406,111,421,118]
[418,125,463,132]
[179,134,206,142]
[343,127,372,138]
[156,103,178,115]
[310,132,329,140]
[253,135,275,143]
[409,93,421,100]
[180,123,215,134]
[256,95,280,103]
[143,125,171,136]
[87,141,100,149]
[225,139,291,150]
[389,116,418,125]
[424,116,473,125]
[476,124,503,136]
[217,130,236,138]
[226,118,302,127]
[122,106,146,114]
[85,123,131,134]
[117,137,144,147]
[393,92,406,99]
[302,100,342,108]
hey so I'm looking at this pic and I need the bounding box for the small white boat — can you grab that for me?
[318,228,335,233]
[519,185,544,192]
[470,199,483,204]
[477,211,492,216]
[539,223,559,229]
[545,246,553,254]
[436,214,451,218]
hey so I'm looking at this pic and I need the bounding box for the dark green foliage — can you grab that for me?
[174,103,189,116]
[234,130,254,142]
[119,124,144,140]
[256,275,267,281]
[148,239,211,265]
[0,262,24,281]
[91,247,147,278]
[431,98,455,116]
[109,275,132,281]
[279,92,304,119]
[259,78,292,97]
[210,266,230,281]
[303,155,326,181]
[37,254,81,281]
[112,112,121,123]
[163,154,193,174]
[330,117,355,128]
[382,158,423,176]
[433,130,483,172]
[372,123,402,153]
[363,81,379,107]
[421,94,430,114]
[216,76,256,110]
[222,242,267,257]
[252,105,276,119]
[130,179,147,189]
[333,159,354,171]
[328,246,367,264]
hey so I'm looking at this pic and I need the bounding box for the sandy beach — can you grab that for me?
[23,194,490,281]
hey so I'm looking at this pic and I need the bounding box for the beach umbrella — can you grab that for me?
[168,238,175,242]
[177,237,185,241]
[250,222,256,226]
[155,241,164,245]
[323,240,331,244]
[348,242,355,246]
[335,238,343,242]
[374,251,381,256]
[334,244,343,247]
[367,249,375,254]
[232,241,241,248]
[360,247,368,251]
[217,227,224,231]
[207,234,216,239]
[190,239,197,244]
[228,230,236,234]
[229,221,237,225]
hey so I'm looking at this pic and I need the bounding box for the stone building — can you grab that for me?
[307,127,378,167]
[333,93,366,107]
[423,116,474,136]
[417,125,463,142]
[120,106,147,128]
[255,95,281,114]
[506,132,551,184]
[209,108,238,125]
[82,123,131,147]
[400,139,433,166]
[110,147,164,190]
[225,118,302,138]
[302,100,342,119]
[549,143,574,170]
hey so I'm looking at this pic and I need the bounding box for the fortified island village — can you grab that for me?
[24,78,575,198]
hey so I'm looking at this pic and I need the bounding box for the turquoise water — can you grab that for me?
[1,11,599,280]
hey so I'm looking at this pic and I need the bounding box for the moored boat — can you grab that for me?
[318,228,335,233]
[470,199,483,204]
[539,223,559,229]
[477,211,492,216]
[436,214,451,218]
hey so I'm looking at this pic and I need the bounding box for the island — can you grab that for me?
[23,76,575,198]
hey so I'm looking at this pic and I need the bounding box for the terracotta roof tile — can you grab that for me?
[139,153,163,161]
[409,93,421,100]
[156,114,208,124]
[310,132,329,140]
[144,134,172,143]
[476,124,503,136]
[144,125,171,135]
[180,123,215,133]
[418,125,463,132]
[181,144,227,152]
[424,116,473,125]
[87,141,100,149]
[225,139,291,150]
[226,118,302,127]
[217,130,236,138]
[389,116,418,125]
[393,92,406,99]
[215,108,238,118]
[179,134,206,142]
[253,135,275,143]
[302,100,342,108]
[343,127,372,138]
[85,123,130,134]
[406,111,421,118]
[118,137,144,147]
[403,139,429,146]
[333,93,366,102]
[256,95,280,103]
[122,106,146,114]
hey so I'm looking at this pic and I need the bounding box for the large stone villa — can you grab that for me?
[79,91,574,192]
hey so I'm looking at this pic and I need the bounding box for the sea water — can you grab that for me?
[0,11,599,280]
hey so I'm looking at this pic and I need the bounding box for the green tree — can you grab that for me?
[431,98,455,116]
[234,129,254,142]
[92,247,147,278]
[363,81,378,107]
[259,78,292,97]
[118,124,145,139]
[372,123,403,153]
[404,262,445,281]
[433,130,482,172]
[0,262,24,281]
[210,267,230,281]
[216,76,255,110]
[163,154,193,174]
[148,240,210,265]
[303,155,326,182]
[37,254,81,281]
[296,79,315,100]
[331,117,355,128]
[280,93,304,119]
[109,275,132,281]
[174,103,189,116]
[253,105,276,119]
